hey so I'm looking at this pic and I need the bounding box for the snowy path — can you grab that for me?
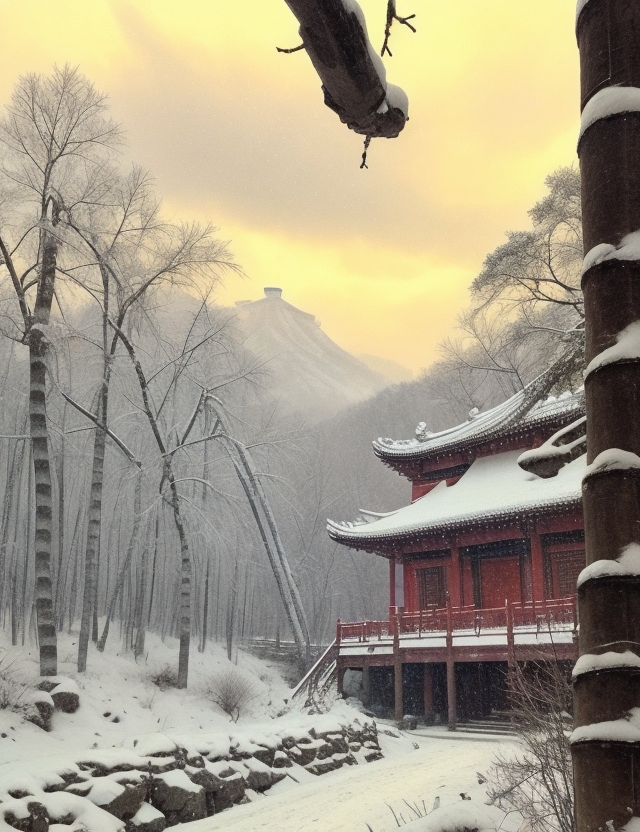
[187,736,514,832]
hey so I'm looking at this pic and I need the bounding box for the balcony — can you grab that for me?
[336,597,577,654]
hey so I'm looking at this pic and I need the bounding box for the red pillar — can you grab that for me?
[530,525,545,602]
[449,541,461,607]
[446,599,457,729]
[389,558,396,611]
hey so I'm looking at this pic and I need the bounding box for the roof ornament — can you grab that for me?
[415,421,433,442]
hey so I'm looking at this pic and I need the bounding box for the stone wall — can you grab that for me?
[0,707,382,832]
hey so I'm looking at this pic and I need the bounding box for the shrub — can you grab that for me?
[487,659,573,832]
[148,665,179,690]
[205,669,259,722]
[0,652,30,710]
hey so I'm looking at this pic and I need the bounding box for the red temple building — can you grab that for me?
[327,383,586,728]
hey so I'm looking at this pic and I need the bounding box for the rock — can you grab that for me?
[251,745,275,767]
[22,691,54,732]
[272,750,292,769]
[288,740,319,766]
[151,770,206,825]
[209,769,246,812]
[94,782,147,821]
[126,802,166,832]
[50,680,80,714]
[2,801,49,832]
[401,714,418,730]
[306,757,342,775]
[242,760,282,792]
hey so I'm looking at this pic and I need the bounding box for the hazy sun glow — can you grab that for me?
[0,1,579,374]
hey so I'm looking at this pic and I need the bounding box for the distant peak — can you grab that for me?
[264,287,282,299]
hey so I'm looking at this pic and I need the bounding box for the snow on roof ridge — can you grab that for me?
[374,385,584,459]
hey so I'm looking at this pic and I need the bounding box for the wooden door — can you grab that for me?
[480,556,522,608]
[417,566,446,609]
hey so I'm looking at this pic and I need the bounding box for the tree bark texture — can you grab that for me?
[30,229,58,676]
[77,410,106,672]
[169,474,192,689]
[573,3,640,830]
[283,0,406,137]
[97,476,142,653]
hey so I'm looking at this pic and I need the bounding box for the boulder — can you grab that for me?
[93,782,147,821]
[208,769,245,812]
[50,680,80,714]
[126,802,166,832]
[272,750,292,769]
[22,691,54,732]
[151,770,206,825]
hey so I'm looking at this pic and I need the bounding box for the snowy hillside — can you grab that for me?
[233,289,387,420]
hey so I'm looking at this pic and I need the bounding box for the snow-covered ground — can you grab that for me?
[0,629,519,832]
[185,731,514,832]
[0,628,291,764]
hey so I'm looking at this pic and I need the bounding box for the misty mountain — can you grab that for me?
[232,287,388,421]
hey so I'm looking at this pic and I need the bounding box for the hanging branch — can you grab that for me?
[360,136,372,170]
[276,43,305,53]
[381,0,417,58]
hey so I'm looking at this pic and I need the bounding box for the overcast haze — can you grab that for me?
[0,0,579,373]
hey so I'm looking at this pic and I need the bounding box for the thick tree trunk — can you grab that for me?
[30,229,58,676]
[573,4,640,831]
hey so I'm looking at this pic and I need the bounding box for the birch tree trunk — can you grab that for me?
[573,3,640,830]
[167,473,192,688]
[97,476,142,652]
[77,405,106,671]
[30,228,58,676]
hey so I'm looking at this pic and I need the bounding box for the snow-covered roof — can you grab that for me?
[328,450,585,546]
[374,386,585,462]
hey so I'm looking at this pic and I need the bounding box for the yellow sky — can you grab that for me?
[0,1,579,374]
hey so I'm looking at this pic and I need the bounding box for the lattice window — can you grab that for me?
[417,566,447,609]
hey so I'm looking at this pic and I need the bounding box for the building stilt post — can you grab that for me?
[362,658,370,708]
[423,663,433,721]
[446,598,456,730]
[393,609,403,723]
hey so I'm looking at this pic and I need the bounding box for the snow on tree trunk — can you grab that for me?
[77,405,106,672]
[168,473,192,689]
[573,3,640,830]
[30,228,58,676]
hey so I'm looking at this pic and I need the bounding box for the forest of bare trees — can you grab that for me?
[0,65,586,692]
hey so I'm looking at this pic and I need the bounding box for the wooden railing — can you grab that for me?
[336,596,577,645]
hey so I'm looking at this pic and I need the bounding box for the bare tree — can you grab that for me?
[442,168,584,401]
[488,659,573,832]
[59,166,234,673]
[0,66,119,675]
